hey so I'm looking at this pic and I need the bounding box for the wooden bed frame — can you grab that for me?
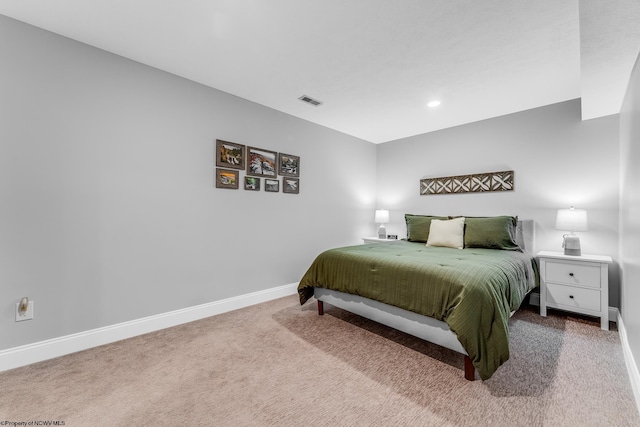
[313,219,535,381]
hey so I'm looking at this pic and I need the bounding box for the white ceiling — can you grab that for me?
[1,0,639,144]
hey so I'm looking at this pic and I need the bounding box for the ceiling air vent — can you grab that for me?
[298,95,323,106]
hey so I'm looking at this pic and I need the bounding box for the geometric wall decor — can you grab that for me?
[420,170,514,195]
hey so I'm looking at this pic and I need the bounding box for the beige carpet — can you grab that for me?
[0,295,638,426]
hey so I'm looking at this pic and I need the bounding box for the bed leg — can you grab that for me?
[464,356,475,381]
[317,300,324,315]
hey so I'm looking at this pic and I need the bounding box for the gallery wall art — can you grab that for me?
[278,153,300,177]
[215,139,245,170]
[214,139,300,194]
[215,168,239,189]
[283,177,299,194]
[247,146,278,178]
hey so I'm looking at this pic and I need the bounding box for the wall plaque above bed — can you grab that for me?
[420,170,514,195]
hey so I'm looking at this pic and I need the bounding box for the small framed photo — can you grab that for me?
[265,178,279,192]
[278,153,300,177]
[247,146,278,177]
[215,168,239,189]
[283,177,299,194]
[244,176,261,191]
[215,139,245,170]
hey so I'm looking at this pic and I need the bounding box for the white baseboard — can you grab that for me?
[617,312,640,415]
[0,283,299,373]
[610,306,619,324]
[527,292,618,323]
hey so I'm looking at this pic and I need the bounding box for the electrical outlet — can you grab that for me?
[15,300,34,322]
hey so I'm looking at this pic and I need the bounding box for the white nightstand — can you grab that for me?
[537,251,612,330]
[362,237,401,244]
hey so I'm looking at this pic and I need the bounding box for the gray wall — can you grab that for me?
[376,100,621,305]
[620,51,640,376]
[0,16,376,350]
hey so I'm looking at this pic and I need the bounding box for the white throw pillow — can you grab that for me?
[426,217,465,249]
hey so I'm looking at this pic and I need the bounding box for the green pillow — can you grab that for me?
[462,216,520,250]
[405,214,448,243]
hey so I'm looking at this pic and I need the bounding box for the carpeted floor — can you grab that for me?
[0,295,638,426]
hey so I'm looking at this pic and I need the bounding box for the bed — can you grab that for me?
[298,215,539,380]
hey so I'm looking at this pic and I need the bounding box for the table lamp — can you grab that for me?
[555,206,588,256]
[375,209,389,239]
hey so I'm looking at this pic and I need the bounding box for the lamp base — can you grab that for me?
[563,234,581,256]
[377,224,387,239]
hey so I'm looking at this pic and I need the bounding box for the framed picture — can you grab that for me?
[278,153,300,177]
[265,178,279,192]
[247,146,278,177]
[244,176,261,191]
[215,139,245,170]
[283,177,299,194]
[215,168,239,189]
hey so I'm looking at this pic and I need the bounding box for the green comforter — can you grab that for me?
[298,241,539,380]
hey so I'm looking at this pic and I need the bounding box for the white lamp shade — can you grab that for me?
[374,209,389,224]
[555,207,588,232]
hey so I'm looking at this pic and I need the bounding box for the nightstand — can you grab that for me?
[537,251,612,330]
[362,237,401,244]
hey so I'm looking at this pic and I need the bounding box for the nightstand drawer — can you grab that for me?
[546,283,600,312]
[538,251,612,330]
[545,261,601,288]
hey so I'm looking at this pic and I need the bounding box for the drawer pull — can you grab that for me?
[569,295,574,299]
[569,273,574,277]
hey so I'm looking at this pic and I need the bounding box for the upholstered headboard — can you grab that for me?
[517,219,535,255]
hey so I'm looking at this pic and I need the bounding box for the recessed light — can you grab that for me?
[427,100,441,108]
